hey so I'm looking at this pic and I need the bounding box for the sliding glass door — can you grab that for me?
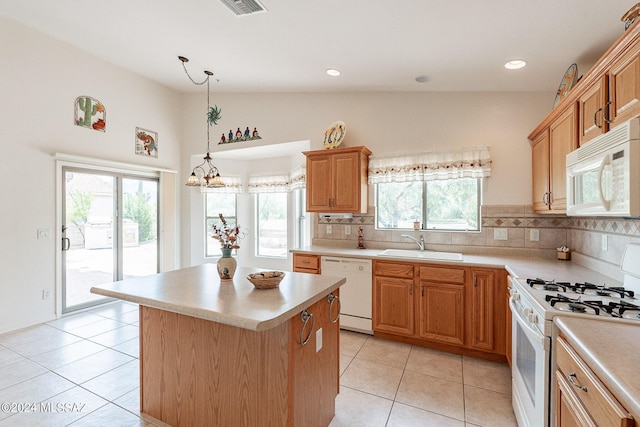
[62,168,158,313]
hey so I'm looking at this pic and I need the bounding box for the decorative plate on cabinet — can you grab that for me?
[323,121,346,149]
[553,63,578,108]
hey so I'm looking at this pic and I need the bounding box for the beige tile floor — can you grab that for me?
[0,302,516,426]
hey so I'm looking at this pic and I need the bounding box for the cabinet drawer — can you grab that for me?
[419,266,465,284]
[556,337,633,427]
[293,254,320,272]
[373,261,414,278]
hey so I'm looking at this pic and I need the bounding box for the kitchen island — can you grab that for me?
[91,264,345,427]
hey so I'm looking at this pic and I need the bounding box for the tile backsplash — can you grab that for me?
[312,205,640,266]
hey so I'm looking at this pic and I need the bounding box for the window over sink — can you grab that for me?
[369,146,490,232]
[375,178,481,231]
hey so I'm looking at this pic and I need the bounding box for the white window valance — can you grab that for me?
[248,174,291,193]
[248,167,306,193]
[368,146,492,184]
[201,175,243,193]
[289,165,306,191]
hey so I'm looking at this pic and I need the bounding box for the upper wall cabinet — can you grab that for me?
[609,40,640,127]
[529,20,640,212]
[304,146,371,213]
[531,104,578,213]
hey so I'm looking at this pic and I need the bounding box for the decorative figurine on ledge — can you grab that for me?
[357,226,366,249]
[219,126,262,144]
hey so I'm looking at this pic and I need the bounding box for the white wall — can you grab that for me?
[0,16,554,333]
[0,17,183,333]
[180,91,552,266]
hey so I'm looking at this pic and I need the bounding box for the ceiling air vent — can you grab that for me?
[220,0,267,16]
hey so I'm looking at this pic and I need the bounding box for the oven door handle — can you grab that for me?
[509,296,549,350]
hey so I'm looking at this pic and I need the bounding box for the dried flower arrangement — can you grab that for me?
[210,214,243,249]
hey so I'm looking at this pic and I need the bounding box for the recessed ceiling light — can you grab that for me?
[505,60,527,70]
[326,68,341,77]
[415,75,429,83]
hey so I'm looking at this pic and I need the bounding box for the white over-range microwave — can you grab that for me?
[566,117,640,216]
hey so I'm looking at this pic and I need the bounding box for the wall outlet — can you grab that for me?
[602,234,608,251]
[37,228,51,239]
[344,225,351,235]
[326,225,332,235]
[494,228,508,241]
[42,289,51,300]
[529,229,540,242]
[316,327,323,352]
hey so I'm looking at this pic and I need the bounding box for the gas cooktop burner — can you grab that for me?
[542,293,640,318]
[526,278,635,299]
[544,294,602,315]
[526,278,571,292]
[606,301,640,319]
[571,282,635,298]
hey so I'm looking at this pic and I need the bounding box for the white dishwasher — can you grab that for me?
[321,256,373,334]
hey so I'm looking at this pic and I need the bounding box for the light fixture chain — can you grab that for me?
[180,61,209,86]
[207,78,211,152]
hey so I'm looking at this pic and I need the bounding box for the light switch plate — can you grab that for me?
[602,234,608,251]
[344,225,351,235]
[529,229,540,242]
[37,228,51,239]
[316,327,322,352]
[326,225,332,235]
[494,228,508,241]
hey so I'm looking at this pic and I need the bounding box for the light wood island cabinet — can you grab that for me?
[91,265,344,427]
[372,260,508,361]
[304,146,371,213]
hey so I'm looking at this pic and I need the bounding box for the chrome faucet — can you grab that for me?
[401,234,425,251]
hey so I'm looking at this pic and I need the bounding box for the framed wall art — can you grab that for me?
[135,127,158,158]
[74,96,106,131]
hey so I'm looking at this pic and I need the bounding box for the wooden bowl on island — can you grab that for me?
[247,271,285,289]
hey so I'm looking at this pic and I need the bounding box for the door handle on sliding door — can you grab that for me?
[62,237,71,251]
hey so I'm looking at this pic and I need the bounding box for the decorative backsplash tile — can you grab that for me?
[312,206,640,262]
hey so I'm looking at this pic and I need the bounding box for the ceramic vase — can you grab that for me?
[217,248,237,281]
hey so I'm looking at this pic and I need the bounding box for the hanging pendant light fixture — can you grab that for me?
[179,56,225,188]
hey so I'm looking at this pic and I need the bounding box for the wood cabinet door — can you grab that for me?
[290,293,339,427]
[293,254,320,274]
[306,154,331,211]
[417,281,465,346]
[331,150,361,212]
[555,371,597,427]
[468,269,495,352]
[373,276,415,336]
[609,40,640,127]
[579,75,608,145]
[531,129,550,212]
[549,104,577,212]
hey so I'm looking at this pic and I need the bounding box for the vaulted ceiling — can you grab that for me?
[0,0,635,93]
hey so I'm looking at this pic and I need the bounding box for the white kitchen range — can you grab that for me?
[509,243,640,427]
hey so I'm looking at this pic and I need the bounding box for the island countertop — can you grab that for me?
[90,264,345,331]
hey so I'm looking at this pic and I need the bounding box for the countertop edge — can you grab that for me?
[554,316,640,421]
[91,276,345,332]
[291,246,622,285]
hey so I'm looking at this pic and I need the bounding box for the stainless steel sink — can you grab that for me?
[377,249,463,261]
